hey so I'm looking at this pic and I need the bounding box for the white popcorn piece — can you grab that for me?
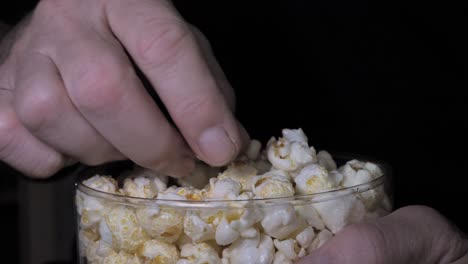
[95,240,114,259]
[267,128,317,172]
[122,176,158,199]
[178,161,220,189]
[294,164,335,195]
[217,161,258,192]
[317,150,337,171]
[245,139,262,160]
[328,170,345,187]
[205,178,242,200]
[296,205,325,231]
[216,218,239,245]
[136,208,183,243]
[296,226,315,249]
[77,175,117,228]
[82,175,118,193]
[122,166,169,193]
[261,204,306,239]
[308,229,333,253]
[222,234,275,264]
[273,238,301,260]
[177,242,221,264]
[273,251,293,264]
[184,211,216,243]
[105,206,149,253]
[79,229,102,262]
[340,160,382,187]
[252,170,294,199]
[102,251,141,264]
[137,239,179,264]
[313,195,367,233]
[158,186,203,201]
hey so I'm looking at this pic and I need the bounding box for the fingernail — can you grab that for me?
[198,126,236,166]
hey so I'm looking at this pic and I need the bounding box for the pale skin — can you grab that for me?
[0,1,466,263]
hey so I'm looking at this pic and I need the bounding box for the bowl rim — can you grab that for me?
[74,154,390,209]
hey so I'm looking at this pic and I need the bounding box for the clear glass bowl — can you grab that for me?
[74,155,392,264]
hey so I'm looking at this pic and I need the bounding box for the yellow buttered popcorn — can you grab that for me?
[105,206,149,253]
[137,239,179,264]
[217,161,258,192]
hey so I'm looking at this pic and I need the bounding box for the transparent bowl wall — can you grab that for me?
[74,156,392,264]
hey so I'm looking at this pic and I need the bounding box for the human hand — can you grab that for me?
[298,205,468,264]
[0,0,248,178]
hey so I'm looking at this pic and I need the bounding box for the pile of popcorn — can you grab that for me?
[76,129,391,264]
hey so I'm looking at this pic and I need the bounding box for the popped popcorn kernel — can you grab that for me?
[177,242,221,264]
[178,161,220,190]
[294,164,334,194]
[137,239,179,264]
[222,234,274,264]
[317,150,337,171]
[267,129,317,172]
[105,206,149,253]
[252,170,294,198]
[307,229,333,252]
[136,208,183,243]
[217,161,258,192]
[102,251,141,264]
[122,177,158,199]
[83,175,118,193]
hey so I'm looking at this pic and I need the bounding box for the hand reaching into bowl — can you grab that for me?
[0,0,248,179]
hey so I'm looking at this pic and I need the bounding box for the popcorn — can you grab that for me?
[204,178,242,200]
[122,177,158,198]
[313,195,367,233]
[82,175,118,193]
[137,239,179,264]
[317,150,337,171]
[272,251,293,264]
[104,206,149,253]
[273,238,306,262]
[102,251,141,264]
[178,161,220,189]
[294,164,334,195]
[245,139,262,160]
[261,204,306,239]
[296,205,325,231]
[307,229,333,252]
[222,234,275,264]
[136,208,183,243]
[76,128,390,264]
[184,211,216,243]
[217,161,258,192]
[177,242,221,264]
[267,129,317,172]
[77,175,117,228]
[295,226,315,249]
[252,170,294,198]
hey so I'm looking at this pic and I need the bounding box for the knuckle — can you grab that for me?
[71,60,127,113]
[135,20,192,68]
[14,85,62,133]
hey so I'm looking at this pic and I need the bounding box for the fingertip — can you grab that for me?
[198,126,236,166]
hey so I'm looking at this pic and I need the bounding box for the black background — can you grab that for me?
[1,0,467,262]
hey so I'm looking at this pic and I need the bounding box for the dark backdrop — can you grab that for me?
[1,0,467,263]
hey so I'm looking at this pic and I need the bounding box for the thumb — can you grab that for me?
[298,205,468,264]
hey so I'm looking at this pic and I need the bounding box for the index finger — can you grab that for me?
[104,0,247,166]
